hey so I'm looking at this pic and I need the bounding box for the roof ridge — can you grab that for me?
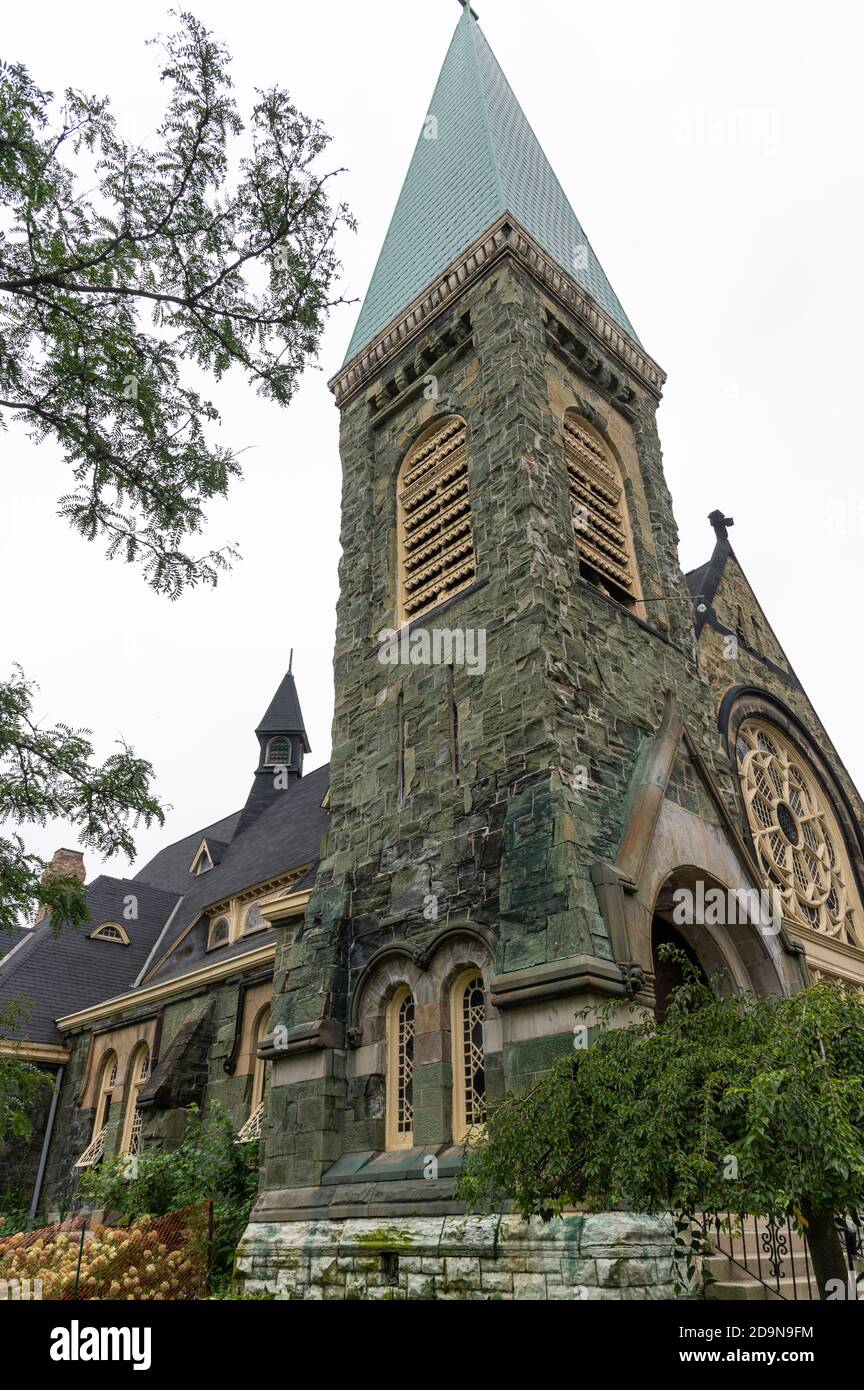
[466,10,505,217]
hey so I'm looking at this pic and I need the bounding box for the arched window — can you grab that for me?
[89,922,130,944]
[75,1051,117,1168]
[208,916,230,949]
[736,720,864,946]
[265,736,293,767]
[243,902,265,935]
[451,972,486,1141]
[237,1009,271,1143]
[121,1043,151,1157]
[563,411,639,607]
[385,987,415,1149]
[397,415,475,622]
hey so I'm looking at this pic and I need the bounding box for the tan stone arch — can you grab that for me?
[591,693,807,1006]
[346,946,427,1080]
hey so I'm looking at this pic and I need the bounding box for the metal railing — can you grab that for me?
[700,1210,863,1301]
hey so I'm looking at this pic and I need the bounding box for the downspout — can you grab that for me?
[27,1063,64,1230]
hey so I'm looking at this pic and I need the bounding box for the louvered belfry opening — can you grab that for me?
[398,415,475,621]
[564,413,637,606]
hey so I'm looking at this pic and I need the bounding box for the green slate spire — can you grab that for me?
[344,5,638,363]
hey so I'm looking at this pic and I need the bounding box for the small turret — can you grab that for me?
[234,657,311,836]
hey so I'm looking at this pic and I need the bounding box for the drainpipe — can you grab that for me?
[27,1063,64,1230]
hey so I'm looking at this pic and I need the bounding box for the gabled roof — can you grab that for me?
[0,877,182,1044]
[188,837,229,876]
[344,5,637,363]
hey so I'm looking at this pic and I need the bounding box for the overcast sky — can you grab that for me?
[3,0,862,885]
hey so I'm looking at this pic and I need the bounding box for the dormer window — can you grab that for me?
[265,736,293,768]
[190,840,214,876]
[89,922,130,945]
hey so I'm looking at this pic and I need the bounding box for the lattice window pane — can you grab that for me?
[236,1102,264,1144]
[128,1107,144,1157]
[460,976,486,1129]
[396,994,415,1135]
[564,415,636,604]
[399,417,475,620]
[75,1124,108,1169]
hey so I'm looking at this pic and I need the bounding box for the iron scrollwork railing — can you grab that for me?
[702,1210,863,1301]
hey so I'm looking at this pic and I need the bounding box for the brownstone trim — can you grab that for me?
[328,216,666,408]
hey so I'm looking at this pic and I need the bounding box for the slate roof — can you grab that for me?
[141,761,331,987]
[133,810,242,896]
[0,759,330,1037]
[685,538,732,637]
[0,877,182,1044]
[344,5,638,363]
[255,670,311,750]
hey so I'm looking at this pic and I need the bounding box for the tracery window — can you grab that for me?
[451,972,486,1141]
[121,1043,151,1157]
[75,1051,117,1168]
[563,411,638,607]
[398,415,475,622]
[385,987,415,1149]
[736,720,864,945]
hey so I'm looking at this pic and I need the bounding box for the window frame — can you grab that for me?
[396,414,476,625]
[120,1042,151,1157]
[450,969,487,1142]
[385,985,416,1150]
[563,410,642,612]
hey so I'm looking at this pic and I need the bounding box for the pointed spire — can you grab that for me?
[234,667,311,837]
[344,9,637,362]
[255,668,310,751]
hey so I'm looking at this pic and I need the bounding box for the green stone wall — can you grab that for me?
[262,256,744,1196]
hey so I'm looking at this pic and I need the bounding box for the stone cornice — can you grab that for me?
[329,215,666,407]
[0,1040,70,1064]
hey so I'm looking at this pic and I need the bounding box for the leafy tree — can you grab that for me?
[0,11,352,931]
[0,1001,53,1142]
[459,961,864,1299]
[0,665,163,933]
[0,9,351,594]
[79,1102,259,1285]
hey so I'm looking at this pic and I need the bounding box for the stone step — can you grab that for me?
[705,1250,813,1279]
[703,1256,817,1301]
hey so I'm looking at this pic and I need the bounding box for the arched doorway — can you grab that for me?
[651,917,708,1021]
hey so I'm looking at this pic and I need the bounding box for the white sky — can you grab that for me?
[2,0,862,884]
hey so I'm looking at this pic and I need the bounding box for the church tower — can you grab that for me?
[240,6,808,1299]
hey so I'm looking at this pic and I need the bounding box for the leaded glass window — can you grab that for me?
[452,973,486,1140]
[386,988,415,1148]
[737,720,863,946]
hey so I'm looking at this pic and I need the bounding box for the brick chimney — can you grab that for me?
[34,847,86,923]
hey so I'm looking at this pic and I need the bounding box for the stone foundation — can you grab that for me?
[235,1212,687,1300]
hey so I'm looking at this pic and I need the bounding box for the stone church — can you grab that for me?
[2,5,863,1300]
